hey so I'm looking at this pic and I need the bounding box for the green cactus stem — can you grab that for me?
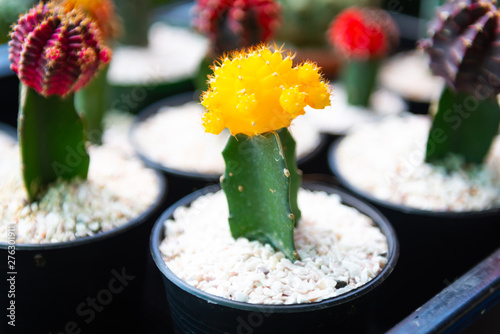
[343,59,379,107]
[425,87,500,165]
[75,64,109,145]
[221,128,300,261]
[19,84,90,202]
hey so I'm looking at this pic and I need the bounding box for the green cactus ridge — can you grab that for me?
[221,128,301,261]
[19,84,90,202]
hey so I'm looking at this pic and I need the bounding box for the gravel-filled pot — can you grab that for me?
[130,92,328,205]
[0,128,168,334]
[151,182,399,334]
[328,116,500,329]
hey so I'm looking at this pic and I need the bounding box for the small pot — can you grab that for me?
[0,128,168,333]
[130,92,329,205]
[328,138,500,330]
[151,182,399,334]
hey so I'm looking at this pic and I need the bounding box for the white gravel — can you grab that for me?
[0,124,160,244]
[107,22,208,85]
[160,189,388,305]
[132,101,323,175]
[297,83,407,135]
[335,115,500,211]
[379,50,445,102]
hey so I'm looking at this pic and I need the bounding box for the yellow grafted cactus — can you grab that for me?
[201,45,331,136]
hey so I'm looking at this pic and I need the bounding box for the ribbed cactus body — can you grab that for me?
[9,3,110,97]
[420,0,500,98]
[193,0,281,54]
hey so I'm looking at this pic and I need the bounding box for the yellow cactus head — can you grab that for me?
[201,44,331,136]
[58,0,120,41]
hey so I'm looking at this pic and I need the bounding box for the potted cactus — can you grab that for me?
[274,0,378,79]
[0,2,166,333]
[150,44,399,333]
[327,6,399,107]
[328,0,500,325]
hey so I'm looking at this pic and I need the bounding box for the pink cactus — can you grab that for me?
[9,3,110,97]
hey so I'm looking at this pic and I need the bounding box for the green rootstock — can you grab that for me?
[343,59,379,107]
[221,128,301,261]
[425,86,500,165]
[75,64,109,145]
[18,84,90,202]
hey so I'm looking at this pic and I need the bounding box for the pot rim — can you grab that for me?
[129,91,329,181]
[0,124,168,251]
[328,137,500,218]
[150,181,399,313]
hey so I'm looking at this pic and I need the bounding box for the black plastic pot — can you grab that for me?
[0,44,19,128]
[0,145,168,333]
[328,138,500,331]
[151,182,399,334]
[130,92,329,206]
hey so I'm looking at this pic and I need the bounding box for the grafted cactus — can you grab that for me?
[201,45,331,260]
[193,0,281,55]
[9,2,111,201]
[328,6,399,106]
[420,0,500,165]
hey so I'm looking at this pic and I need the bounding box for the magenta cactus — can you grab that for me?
[9,2,110,97]
[193,0,281,55]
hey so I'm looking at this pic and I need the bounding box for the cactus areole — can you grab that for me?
[420,0,500,165]
[201,45,331,260]
[193,0,281,55]
[9,2,111,201]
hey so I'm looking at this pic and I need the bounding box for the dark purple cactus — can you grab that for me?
[9,2,111,97]
[193,0,281,55]
[420,0,500,98]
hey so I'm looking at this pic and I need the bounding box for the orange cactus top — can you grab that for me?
[201,45,331,136]
[59,0,119,41]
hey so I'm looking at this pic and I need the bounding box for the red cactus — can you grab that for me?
[328,7,399,60]
[193,0,281,54]
[9,3,111,97]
